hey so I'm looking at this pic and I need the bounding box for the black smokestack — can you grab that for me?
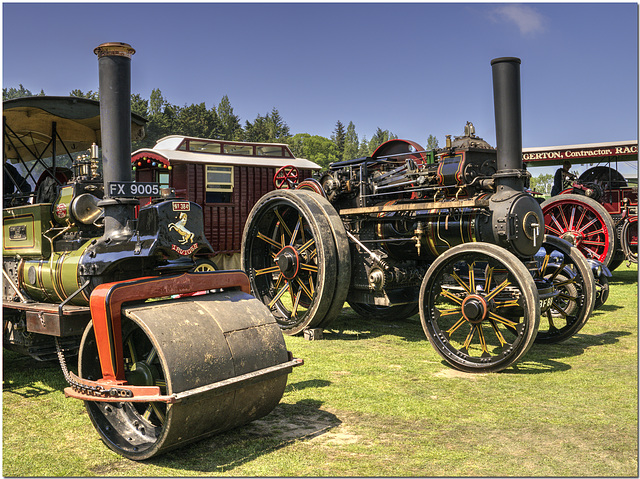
[94,42,137,238]
[491,57,523,192]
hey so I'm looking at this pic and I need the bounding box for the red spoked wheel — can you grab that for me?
[273,165,299,189]
[541,194,616,267]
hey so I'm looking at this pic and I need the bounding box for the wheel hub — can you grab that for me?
[125,361,158,387]
[560,231,582,246]
[275,245,300,279]
[461,294,488,324]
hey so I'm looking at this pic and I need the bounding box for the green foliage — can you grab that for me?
[2,84,44,100]
[287,133,339,170]
[332,121,346,160]
[343,121,359,161]
[426,134,439,150]
[530,172,554,195]
[3,83,400,162]
[70,89,99,100]
[217,95,242,141]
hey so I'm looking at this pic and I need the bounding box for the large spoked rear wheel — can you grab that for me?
[419,243,539,373]
[533,235,595,343]
[541,194,616,267]
[242,189,350,335]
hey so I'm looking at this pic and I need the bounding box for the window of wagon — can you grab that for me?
[205,165,234,203]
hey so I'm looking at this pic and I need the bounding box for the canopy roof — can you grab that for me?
[132,135,320,170]
[3,96,146,162]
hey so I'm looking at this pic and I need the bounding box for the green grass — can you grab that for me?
[3,264,637,476]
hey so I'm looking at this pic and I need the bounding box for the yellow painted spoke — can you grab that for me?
[291,290,302,318]
[440,288,464,305]
[274,209,293,239]
[539,254,550,277]
[295,277,313,299]
[551,301,568,318]
[142,404,153,421]
[490,320,508,346]
[145,348,157,365]
[488,311,518,329]
[155,379,166,389]
[545,310,558,330]
[477,325,489,353]
[445,316,466,336]
[126,339,138,364]
[256,231,282,250]
[151,403,165,423]
[463,325,477,350]
[308,274,315,296]
[452,271,472,293]
[274,272,284,289]
[494,299,519,309]
[484,266,494,292]
[468,263,476,292]
[255,265,281,276]
[299,263,318,273]
[289,217,302,246]
[484,278,510,301]
[558,292,578,302]
[268,281,290,308]
[298,238,315,254]
[438,307,463,316]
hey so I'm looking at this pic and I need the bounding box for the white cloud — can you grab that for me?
[491,4,546,35]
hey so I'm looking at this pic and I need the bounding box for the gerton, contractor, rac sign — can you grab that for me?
[523,141,637,164]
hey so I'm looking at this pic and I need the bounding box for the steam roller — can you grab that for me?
[3,41,301,460]
[75,275,296,460]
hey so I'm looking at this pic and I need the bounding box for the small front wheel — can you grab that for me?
[419,243,539,373]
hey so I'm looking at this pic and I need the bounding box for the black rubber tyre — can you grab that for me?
[419,243,539,373]
[241,189,339,335]
[348,302,419,321]
[542,194,616,267]
[621,216,638,264]
[533,235,596,343]
[299,191,351,329]
[594,274,609,310]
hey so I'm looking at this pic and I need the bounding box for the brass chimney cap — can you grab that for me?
[94,42,135,58]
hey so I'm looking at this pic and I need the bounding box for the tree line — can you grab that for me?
[3,84,421,171]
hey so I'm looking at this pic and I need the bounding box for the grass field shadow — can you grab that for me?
[147,399,340,474]
[321,307,425,342]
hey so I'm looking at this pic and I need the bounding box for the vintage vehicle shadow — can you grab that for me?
[499,329,632,375]
[2,348,67,398]
[147,398,341,473]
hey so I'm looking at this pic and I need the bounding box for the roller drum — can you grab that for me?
[79,289,290,460]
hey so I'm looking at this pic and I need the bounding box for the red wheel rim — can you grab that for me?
[543,199,611,263]
[273,165,299,189]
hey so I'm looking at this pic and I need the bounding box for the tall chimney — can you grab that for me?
[491,57,523,193]
[94,42,137,238]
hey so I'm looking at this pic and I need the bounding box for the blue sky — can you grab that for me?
[2,2,638,175]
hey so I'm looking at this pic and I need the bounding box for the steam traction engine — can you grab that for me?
[242,58,596,373]
[3,43,301,460]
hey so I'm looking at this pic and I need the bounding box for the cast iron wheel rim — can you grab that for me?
[621,217,638,264]
[348,301,419,321]
[79,318,171,460]
[419,243,539,373]
[242,190,338,334]
[541,194,615,266]
[533,235,595,344]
